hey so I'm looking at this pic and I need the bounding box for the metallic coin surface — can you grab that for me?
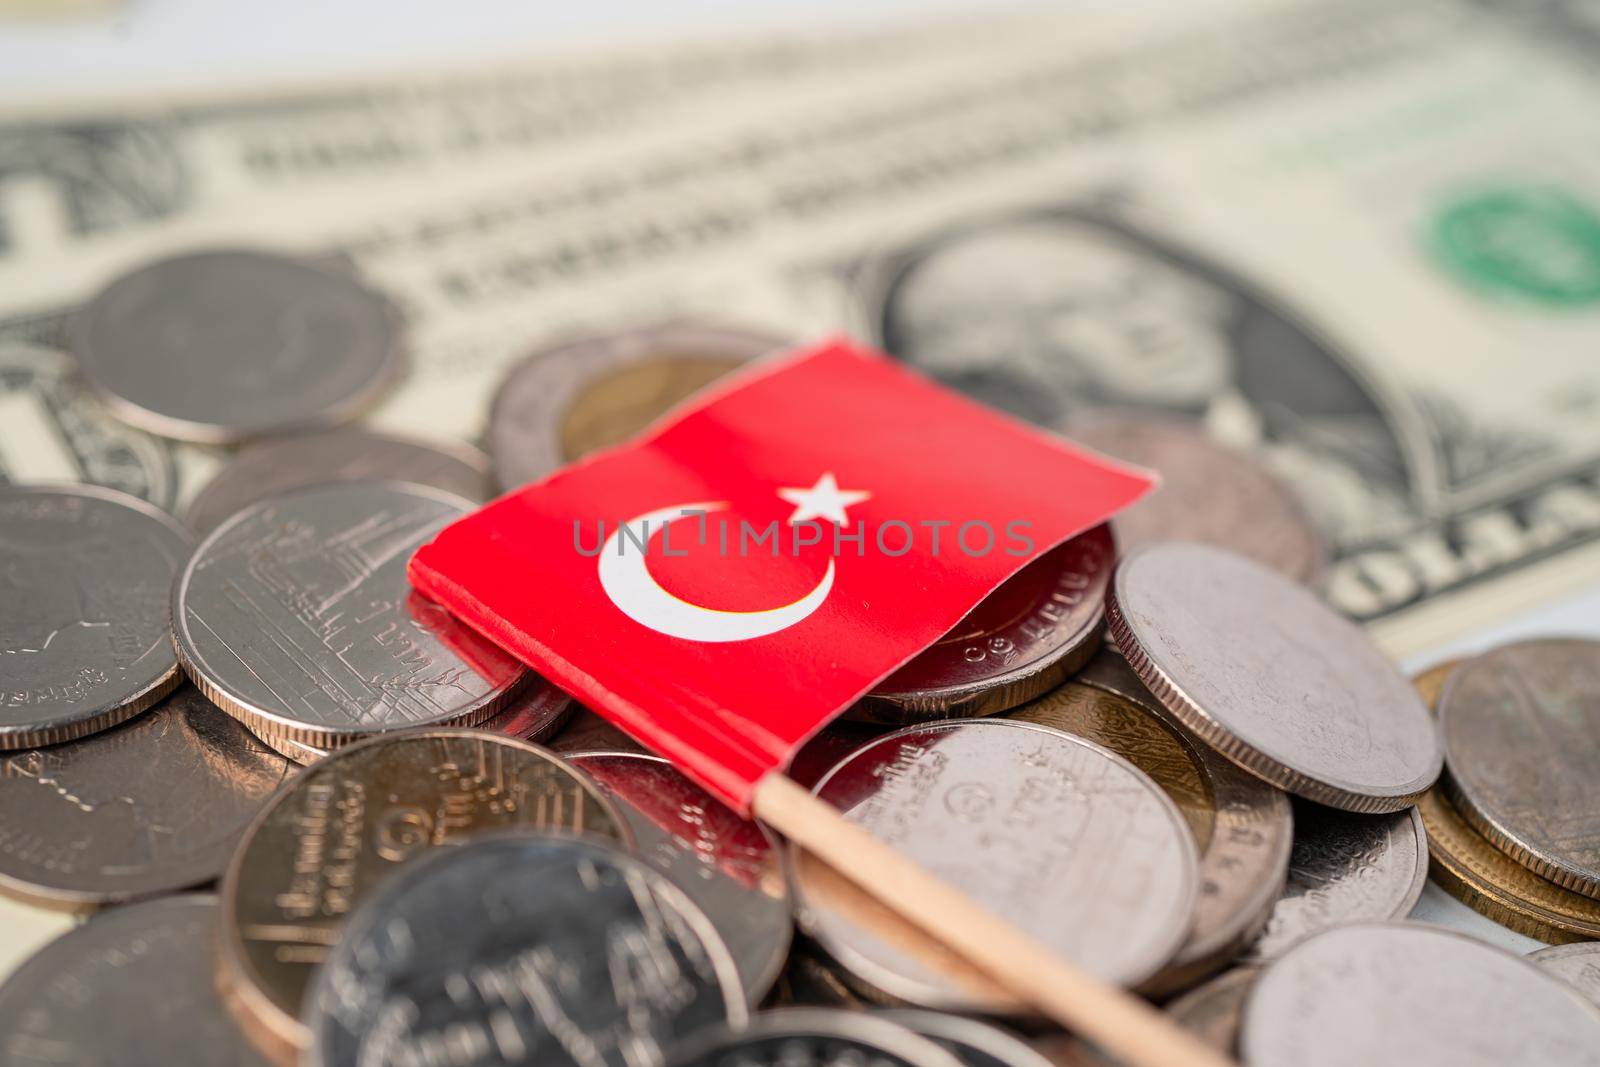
[547,706,648,754]
[1063,413,1327,586]
[1411,658,1463,716]
[257,675,573,764]
[1109,542,1442,812]
[0,344,177,507]
[567,751,791,1005]
[1011,674,1292,991]
[307,833,744,1067]
[0,684,292,910]
[1240,923,1600,1067]
[1164,966,1257,1054]
[877,1010,1057,1067]
[184,428,490,534]
[221,730,627,1062]
[0,483,191,748]
[0,895,273,1066]
[173,481,527,749]
[1532,943,1600,1007]
[780,948,870,1008]
[856,525,1114,723]
[1420,786,1600,944]
[1245,799,1427,961]
[489,322,784,489]
[668,1009,962,1067]
[72,249,401,443]
[791,718,1198,1011]
[1440,639,1600,898]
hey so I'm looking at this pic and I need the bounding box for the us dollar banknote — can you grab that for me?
[2,0,1599,656]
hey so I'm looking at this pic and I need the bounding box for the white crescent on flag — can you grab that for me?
[597,501,834,642]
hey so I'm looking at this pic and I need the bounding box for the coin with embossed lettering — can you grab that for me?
[173,481,527,751]
[1241,923,1600,1067]
[1532,943,1600,1007]
[255,675,573,764]
[0,345,177,507]
[1440,639,1600,898]
[0,484,191,748]
[790,718,1197,1011]
[72,249,402,444]
[220,730,628,1064]
[567,751,791,1005]
[1010,671,1291,992]
[1063,413,1327,586]
[0,894,273,1066]
[1420,786,1600,944]
[669,1009,962,1067]
[877,1010,1057,1067]
[853,526,1114,723]
[1109,542,1442,812]
[489,322,785,489]
[307,833,744,1067]
[0,684,292,911]
[1244,799,1427,961]
[184,428,490,534]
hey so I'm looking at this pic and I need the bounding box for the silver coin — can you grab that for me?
[790,718,1198,1011]
[488,321,785,489]
[0,684,293,910]
[1108,542,1442,812]
[72,249,402,444]
[876,1010,1057,1067]
[0,894,273,1066]
[184,428,490,534]
[1439,638,1600,898]
[1241,922,1600,1067]
[1062,412,1327,587]
[0,344,177,507]
[1245,798,1427,961]
[1056,650,1294,991]
[0,483,191,748]
[567,751,792,1005]
[669,1009,965,1067]
[172,481,527,749]
[1532,943,1600,1008]
[1163,966,1257,1055]
[256,675,573,764]
[306,833,746,1067]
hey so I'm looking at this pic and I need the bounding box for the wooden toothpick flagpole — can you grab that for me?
[753,775,1238,1067]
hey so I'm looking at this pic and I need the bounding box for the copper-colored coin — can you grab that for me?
[1011,673,1291,993]
[489,322,784,489]
[1439,638,1600,898]
[217,730,627,1064]
[1065,413,1327,586]
[1419,786,1600,945]
[0,685,292,912]
[854,525,1115,723]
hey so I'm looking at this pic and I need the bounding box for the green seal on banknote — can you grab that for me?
[1429,186,1600,306]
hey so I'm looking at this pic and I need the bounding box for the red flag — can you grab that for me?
[409,338,1151,813]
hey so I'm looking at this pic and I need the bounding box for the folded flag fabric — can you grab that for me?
[409,337,1152,813]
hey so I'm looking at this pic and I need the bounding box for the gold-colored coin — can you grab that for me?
[1418,787,1600,944]
[217,730,627,1065]
[559,355,745,462]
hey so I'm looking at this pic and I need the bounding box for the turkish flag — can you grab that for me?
[409,338,1152,813]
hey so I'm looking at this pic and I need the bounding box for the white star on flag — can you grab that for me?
[778,472,871,526]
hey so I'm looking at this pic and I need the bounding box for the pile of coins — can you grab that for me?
[1,247,1598,1067]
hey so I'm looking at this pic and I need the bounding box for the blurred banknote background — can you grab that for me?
[4,0,1600,1020]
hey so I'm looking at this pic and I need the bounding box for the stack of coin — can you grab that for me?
[7,245,1600,1067]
